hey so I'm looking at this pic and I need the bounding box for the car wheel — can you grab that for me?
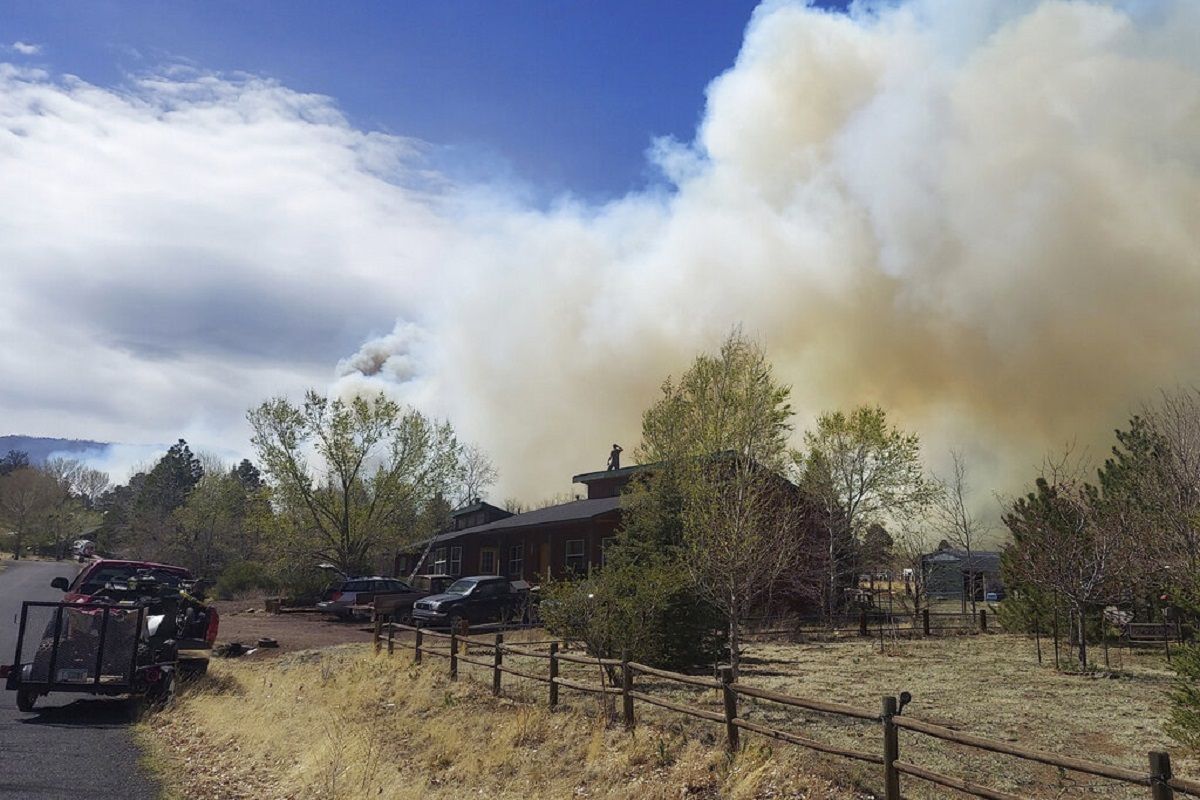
[448,614,465,632]
[16,688,37,712]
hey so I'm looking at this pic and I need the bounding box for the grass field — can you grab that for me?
[730,633,1188,798]
[142,631,1194,799]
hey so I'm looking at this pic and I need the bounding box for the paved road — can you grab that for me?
[0,560,161,799]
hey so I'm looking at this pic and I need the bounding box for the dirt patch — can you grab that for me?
[210,599,373,656]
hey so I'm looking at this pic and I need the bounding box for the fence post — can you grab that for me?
[450,629,459,681]
[414,628,423,664]
[387,614,395,655]
[1150,751,1174,800]
[492,633,503,697]
[621,650,634,730]
[549,642,560,709]
[721,666,739,753]
[979,609,988,633]
[860,610,869,637]
[881,696,900,800]
[374,612,383,654]
[922,608,931,636]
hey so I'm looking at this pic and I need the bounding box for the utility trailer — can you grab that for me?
[2,599,178,712]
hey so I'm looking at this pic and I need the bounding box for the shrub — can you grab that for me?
[541,556,726,672]
[214,561,278,599]
[1169,643,1200,751]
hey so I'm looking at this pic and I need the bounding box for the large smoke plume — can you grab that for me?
[1,1,1197,512]
[335,0,1200,507]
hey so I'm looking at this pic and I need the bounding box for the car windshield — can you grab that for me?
[445,579,475,595]
[78,566,185,596]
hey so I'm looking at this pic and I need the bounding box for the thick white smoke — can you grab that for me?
[1,1,1198,514]
[338,0,1200,506]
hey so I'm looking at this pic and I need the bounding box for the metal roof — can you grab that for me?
[921,549,1002,572]
[429,496,621,545]
[571,463,653,484]
[451,500,510,518]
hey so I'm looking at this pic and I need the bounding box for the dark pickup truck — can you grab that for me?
[411,575,527,627]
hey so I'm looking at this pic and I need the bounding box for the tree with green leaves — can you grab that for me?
[1002,450,1129,669]
[248,390,460,575]
[173,469,254,576]
[0,467,57,559]
[637,329,802,677]
[548,330,809,675]
[801,405,938,617]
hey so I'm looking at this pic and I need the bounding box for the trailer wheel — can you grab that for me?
[146,670,176,706]
[16,688,37,712]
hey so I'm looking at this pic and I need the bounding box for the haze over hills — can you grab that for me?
[0,435,111,463]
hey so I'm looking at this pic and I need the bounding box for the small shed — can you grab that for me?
[921,543,1003,602]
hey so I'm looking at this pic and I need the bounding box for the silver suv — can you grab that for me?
[316,577,412,619]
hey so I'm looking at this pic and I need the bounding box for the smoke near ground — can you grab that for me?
[1,1,1198,511]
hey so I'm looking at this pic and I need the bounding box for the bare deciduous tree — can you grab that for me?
[455,443,498,507]
[932,450,991,614]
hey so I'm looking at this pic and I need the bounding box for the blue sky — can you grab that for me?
[4,0,1191,505]
[4,0,850,199]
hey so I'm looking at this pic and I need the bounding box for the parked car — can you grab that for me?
[411,575,527,628]
[409,573,455,595]
[317,577,414,619]
[71,539,96,559]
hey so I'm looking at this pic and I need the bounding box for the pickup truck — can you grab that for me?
[411,575,526,628]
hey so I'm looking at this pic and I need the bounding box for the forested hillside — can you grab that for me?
[0,435,109,463]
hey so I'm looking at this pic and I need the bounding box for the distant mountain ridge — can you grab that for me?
[0,435,110,463]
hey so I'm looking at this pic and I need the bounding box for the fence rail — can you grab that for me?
[372,615,1194,799]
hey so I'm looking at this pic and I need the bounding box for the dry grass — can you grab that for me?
[140,631,1193,800]
[139,642,860,800]
[725,632,1190,799]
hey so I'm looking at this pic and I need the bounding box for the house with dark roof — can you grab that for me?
[396,464,644,582]
[920,542,1004,601]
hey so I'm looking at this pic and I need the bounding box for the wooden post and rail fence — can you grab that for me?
[372,614,1196,799]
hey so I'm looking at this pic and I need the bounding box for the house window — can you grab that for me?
[480,548,496,575]
[600,537,615,567]
[449,546,462,576]
[433,547,448,574]
[509,544,524,578]
[565,539,586,573]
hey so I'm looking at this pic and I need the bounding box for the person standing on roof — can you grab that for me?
[607,444,622,471]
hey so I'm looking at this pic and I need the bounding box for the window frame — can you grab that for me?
[565,539,586,573]
[508,543,524,579]
[448,546,463,576]
[600,537,615,567]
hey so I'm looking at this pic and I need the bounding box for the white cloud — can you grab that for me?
[9,42,42,56]
[1,1,1199,513]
